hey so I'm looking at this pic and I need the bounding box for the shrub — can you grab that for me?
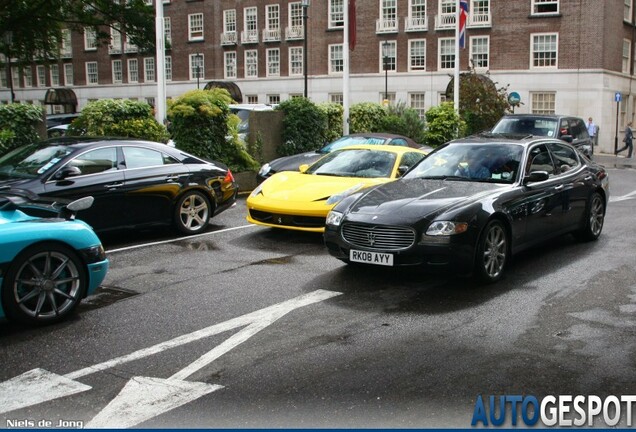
[167,89,259,172]
[349,102,386,133]
[70,99,169,142]
[381,102,426,143]
[276,97,328,156]
[0,104,44,153]
[423,102,467,148]
[317,102,344,143]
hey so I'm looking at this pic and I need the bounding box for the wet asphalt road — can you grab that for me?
[1,162,636,428]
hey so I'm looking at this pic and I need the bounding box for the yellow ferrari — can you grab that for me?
[246,145,428,232]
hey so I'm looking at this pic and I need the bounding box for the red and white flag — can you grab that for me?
[459,0,469,49]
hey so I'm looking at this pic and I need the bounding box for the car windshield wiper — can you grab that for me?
[314,172,347,177]
[417,175,465,180]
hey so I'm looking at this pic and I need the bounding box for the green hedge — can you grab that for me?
[0,104,44,154]
[275,97,328,156]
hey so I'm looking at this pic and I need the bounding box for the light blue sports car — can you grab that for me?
[0,190,109,325]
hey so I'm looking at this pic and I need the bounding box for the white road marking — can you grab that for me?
[609,190,636,203]
[105,224,257,254]
[0,289,342,420]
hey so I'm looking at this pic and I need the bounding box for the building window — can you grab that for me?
[626,0,633,22]
[224,9,237,32]
[439,37,455,70]
[165,56,172,81]
[471,0,491,26]
[290,93,303,99]
[623,39,632,74]
[409,39,426,71]
[112,60,123,83]
[406,0,427,31]
[267,48,280,77]
[23,66,32,87]
[61,29,72,57]
[49,64,59,87]
[290,47,303,76]
[438,0,456,28]
[225,51,237,79]
[145,58,155,82]
[531,33,558,68]
[245,50,258,78]
[37,65,46,87]
[329,44,344,74]
[409,93,426,119]
[531,92,556,114]
[189,13,204,41]
[190,54,204,81]
[0,69,6,88]
[329,0,344,28]
[64,64,73,86]
[110,25,122,53]
[290,2,303,28]
[378,0,398,32]
[12,67,19,89]
[246,95,259,104]
[532,0,559,14]
[243,7,258,43]
[84,27,97,50]
[164,17,172,45]
[86,62,98,85]
[380,41,397,72]
[329,93,344,105]
[470,36,489,69]
[266,4,280,31]
[128,59,138,83]
[267,94,281,104]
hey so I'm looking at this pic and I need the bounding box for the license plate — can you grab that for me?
[350,249,394,266]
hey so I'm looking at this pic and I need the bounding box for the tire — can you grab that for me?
[474,220,508,284]
[1,243,87,325]
[174,190,212,235]
[574,192,605,242]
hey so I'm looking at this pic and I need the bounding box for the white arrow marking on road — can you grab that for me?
[85,377,223,428]
[0,289,342,419]
[609,190,636,203]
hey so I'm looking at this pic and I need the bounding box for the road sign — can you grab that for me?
[508,92,521,106]
[615,92,623,102]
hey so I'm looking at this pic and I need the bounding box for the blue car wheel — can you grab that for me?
[2,242,88,325]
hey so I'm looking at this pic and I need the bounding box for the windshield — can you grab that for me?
[320,136,388,153]
[491,118,558,137]
[306,149,397,178]
[404,143,524,184]
[0,144,73,179]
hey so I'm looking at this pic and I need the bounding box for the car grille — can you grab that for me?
[250,209,325,228]
[341,223,416,251]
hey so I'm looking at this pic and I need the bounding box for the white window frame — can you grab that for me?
[64,63,73,86]
[84,27,97,50]
[110,25,122,53]
[409,92,426,119]
[188,13,204,41]
[225,51,237,79]
[164,17,172,45]
[224,9,237,33]
[329,44,344,74]
[190,54,204,81]
[128,58,138,83]
[246,95,259,104]
[267,94,281,105]
[438,37,455,70]
[626,0,633,22]
[165,56,172,81]
[289,47,304,76]
[379,0,398,32]
[289,2,303,28]
[112,59,123,83]
[243,6,258,43]
[329,93,344,105]
[11,67,19,90]
[23,66,32,88]
[531,0,559,15]
[470,35,489,69]
[266,4,280,30]
[530,33,558,69]
[61,29,72,57]
[531,92,556,114]
[267,48,280,77]
[37,65,46,87]
[380,41,397,72]
[86,61,98,85]
[406,0,427,31]
[623,39,632,74]
[144,57,155,82]
[49,64,59,86]
[245,50,258,78]
[329,0,344,28]
[408,39,426,71]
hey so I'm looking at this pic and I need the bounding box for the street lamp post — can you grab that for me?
[382,40,390,104]
[301,0,310,98]
[194,53,203,89]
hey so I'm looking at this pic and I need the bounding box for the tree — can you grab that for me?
[0,0,155,65]
[423,102,466,148]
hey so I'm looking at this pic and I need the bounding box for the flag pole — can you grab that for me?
[343,0,350,135]
[155,1,166,125]
[453,0,460,115]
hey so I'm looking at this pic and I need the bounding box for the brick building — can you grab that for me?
[1,0,636,153]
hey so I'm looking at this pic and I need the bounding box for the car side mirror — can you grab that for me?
[524,170,550,184]
[54,166,82,180]
[299,164,309,173]
[397,165,409,176]
[560,135,573,143]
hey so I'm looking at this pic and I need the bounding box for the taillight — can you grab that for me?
[223,170,235,183]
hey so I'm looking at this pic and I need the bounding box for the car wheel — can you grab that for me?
[475,220,508,284]
[1,243,87,325]
[574,192,605,242]
[174,190,211,235]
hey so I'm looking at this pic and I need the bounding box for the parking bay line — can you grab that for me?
[0,289,342,424]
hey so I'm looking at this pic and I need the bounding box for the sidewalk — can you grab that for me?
[593,152,636,168]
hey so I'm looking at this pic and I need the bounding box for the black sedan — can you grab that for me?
[0,138,238,234]
[257,133,426,184]
[324,136,609,283]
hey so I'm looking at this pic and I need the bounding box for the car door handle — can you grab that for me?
[166,174,185,182]
[553,184,564,191]
[104,182,124,189]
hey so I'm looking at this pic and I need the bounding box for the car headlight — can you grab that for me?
[425,221,468,236]
[326,184,364,205]
[250,183,264,197]
[258,163,271,177]
[326,211,344,226]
